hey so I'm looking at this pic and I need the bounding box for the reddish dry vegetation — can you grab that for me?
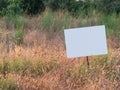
[0,30,120,90]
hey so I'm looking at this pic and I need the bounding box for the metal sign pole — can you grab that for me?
[86,56,89,68]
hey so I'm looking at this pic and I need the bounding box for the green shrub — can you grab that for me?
[66,0,84,16]
[2,0,23,16]
[21,0,45,15]
[96,0,120,14]
[45,0,96,16]
[44,0,69,11]
[1,0,120,16]
[0,0,8,15]
[0,0,45,16]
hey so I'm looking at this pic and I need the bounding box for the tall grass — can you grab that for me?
[0,58,59,77]
[5,15,26,45]
[0,10,120,89]
[40,10,120,42]
[0,47,119,89]
[99,14,120,40]
[65,56,120,89]
[2,10,120,42]
[40,10,72,32]
[0,78,18,90]
[5,15,26,30]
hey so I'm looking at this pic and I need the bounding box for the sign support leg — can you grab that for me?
[86,56,89,68]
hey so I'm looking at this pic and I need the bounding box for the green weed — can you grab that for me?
[0,78,18,90]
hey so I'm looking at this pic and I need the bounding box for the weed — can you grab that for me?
[0,78,18,90]
[30,59,59,77]
[41,10,54,30]
[11,59,31,76]
[15,29,24,45]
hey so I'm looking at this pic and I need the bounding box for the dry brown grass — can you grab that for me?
[0,29,119,90]
[0,11,120,89]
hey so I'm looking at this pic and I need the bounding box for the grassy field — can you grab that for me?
[0,10,120,90]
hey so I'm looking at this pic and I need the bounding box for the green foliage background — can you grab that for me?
[0,0,120,16]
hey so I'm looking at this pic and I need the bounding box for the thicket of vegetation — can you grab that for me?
[0,0,120,16]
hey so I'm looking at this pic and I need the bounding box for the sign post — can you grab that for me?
[86,56,89,67]
[64,25,108,66]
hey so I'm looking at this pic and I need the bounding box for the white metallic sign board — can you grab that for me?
[64,25,108,58]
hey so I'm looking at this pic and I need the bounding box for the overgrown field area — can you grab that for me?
[0,10,119,90]
[0,0,120,90]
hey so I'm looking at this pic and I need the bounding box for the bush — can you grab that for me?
[1,0,23,16]
[1,0,120,16]
[44,0,69,11]
[63,0,95,16]
[0,0,8,15]
[0,0,45,16]
[66,0,84,16]
[96,0,120,14]
[21,0,45,15]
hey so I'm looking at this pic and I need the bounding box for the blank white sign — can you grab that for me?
[64,25,108,58]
